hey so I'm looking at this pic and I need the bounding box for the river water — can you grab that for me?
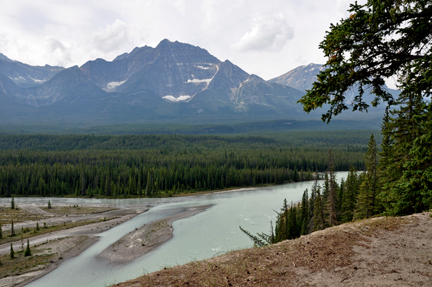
[8,172,347,287]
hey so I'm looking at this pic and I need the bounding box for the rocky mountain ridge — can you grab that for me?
[0,53,64,88]
[0,40,305,124]
[0,40,394,125]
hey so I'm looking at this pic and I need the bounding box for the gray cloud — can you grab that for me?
[0,0,367,79]
[232,14,294,52]
[93,20,129,53]
[45,37,72,66]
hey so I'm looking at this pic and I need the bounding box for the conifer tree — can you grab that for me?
[337,179,345,214]
[137,173,142,196]
[341,165,359,222]
[80,170,86,196]
[105,176,111,197]
[354,173,371,219]
[11,219,15,236]
[11,197,15,209]
[354,134,378,219]
[10,243,14,259]
[313,188,325,231]
[0,223,2,239]
[326,149,339,226]
[48,199,52,209]
[308,170,319,231]
[24,239,31,256]
[300,189,309,235]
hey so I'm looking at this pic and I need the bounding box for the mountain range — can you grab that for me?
[0,40,395,125]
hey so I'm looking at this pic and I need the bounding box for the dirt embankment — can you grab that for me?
[98,205,211,263]
[114,212,432,287]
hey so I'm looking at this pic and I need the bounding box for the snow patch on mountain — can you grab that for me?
[106,80,127,90]
[196,65,210,70]
[163,95,191,102]
[187,78,212,84]
[29,77,47,83]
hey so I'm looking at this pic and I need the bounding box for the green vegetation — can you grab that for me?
[10,243,14,259]
[0,132,372,198]
[0,119,382,135]
[241,137,378,246]
[0,242,57,279]
[299,0,431,216]
[244,0,432,247]
[24,239,31,257]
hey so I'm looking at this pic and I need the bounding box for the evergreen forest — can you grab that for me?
[0,132,371,198]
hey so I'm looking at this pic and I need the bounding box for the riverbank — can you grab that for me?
[0,205,144,287]
[98,205,212,263]
[114,212,432,286]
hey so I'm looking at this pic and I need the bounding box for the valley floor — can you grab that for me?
[114,212,432,287]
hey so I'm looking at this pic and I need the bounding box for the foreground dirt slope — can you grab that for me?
[115,212,432,287]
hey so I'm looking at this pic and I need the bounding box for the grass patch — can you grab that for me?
[0,207,43,225]
[0,249,56,278]
[0,216,119,245]
[41,206,116,216]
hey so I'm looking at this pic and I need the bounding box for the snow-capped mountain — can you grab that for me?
[0,40,305,124]
[270,63,399,112]
[0,53,64,88]
[269,63,323,92]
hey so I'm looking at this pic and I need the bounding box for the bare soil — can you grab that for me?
[113,212,432,287]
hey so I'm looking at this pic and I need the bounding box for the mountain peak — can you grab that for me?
[0,53,12,62]
[269,63,324,92]
[156,38,178,48]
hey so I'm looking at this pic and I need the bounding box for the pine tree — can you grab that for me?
[105,176,111,197]
[341,165,359,222]
[11,197,15,209]
[11,219,15,236]
[80,170,86,196]
[354,173,371,219]
[300,189,309,235]
[354,134,379,219]
[24,239,31,256]
[385,95,432,215]
[337,179,345,214]
[137,172,142,196]
[10,243,14,259]
[48,199,52,209]
[313,188,325,231]
[366,134,379,212]
[308,170,319,232]
[326,149,339,226]
[0,223,2,239]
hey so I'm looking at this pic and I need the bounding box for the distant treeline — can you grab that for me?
[0,131,381,151]
[0,134,367,198]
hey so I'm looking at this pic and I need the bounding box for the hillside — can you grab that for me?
[114,212,432,286]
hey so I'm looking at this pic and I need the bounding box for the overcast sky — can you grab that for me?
[0,0,367,81]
